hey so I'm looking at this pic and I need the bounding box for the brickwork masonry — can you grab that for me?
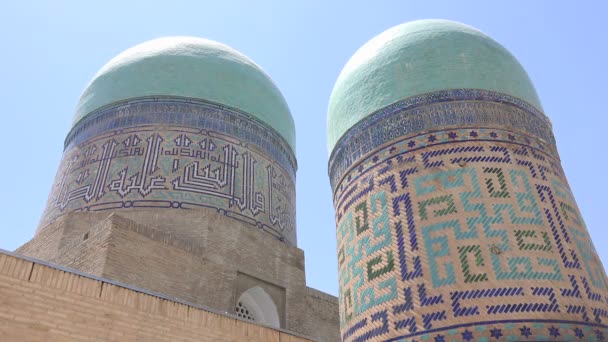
[16,209,340,341]
[0,249,312,341]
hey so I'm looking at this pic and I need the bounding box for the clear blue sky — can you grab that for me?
[1,0,606,297]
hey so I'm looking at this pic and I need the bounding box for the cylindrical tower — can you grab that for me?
[39,37,297,244]
[328,20,608,341]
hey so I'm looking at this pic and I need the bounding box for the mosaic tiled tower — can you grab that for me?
[39,37,297,244]
[327,20,608,341]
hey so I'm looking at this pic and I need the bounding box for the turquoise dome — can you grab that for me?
[75,36,295,151]
[327,19,542,153]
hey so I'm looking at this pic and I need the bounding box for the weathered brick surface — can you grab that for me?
[17,214,111,275]
[304,287,340,342]
[18,209,340,341]
[0,251,312,342]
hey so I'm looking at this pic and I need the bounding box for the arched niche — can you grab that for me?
[235,286,280,328]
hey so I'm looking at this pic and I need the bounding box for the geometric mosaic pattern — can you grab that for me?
[40,97,297,244]
[331,92,608,341]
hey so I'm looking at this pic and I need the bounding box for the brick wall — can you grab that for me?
[0,250,312,341]
[17,209,340,341]
[304,287,340,342]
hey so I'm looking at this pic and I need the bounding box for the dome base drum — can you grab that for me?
[40,97,297,245]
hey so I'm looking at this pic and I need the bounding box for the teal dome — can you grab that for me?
[327,19,543,153]
[75,36,295,151]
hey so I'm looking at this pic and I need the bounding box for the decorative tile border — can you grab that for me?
[329,89,554,190]
[66,96,297,179]
[385,320,608,341]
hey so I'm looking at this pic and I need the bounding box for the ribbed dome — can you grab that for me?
[75,36,295,151]
[327,19,542,153]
